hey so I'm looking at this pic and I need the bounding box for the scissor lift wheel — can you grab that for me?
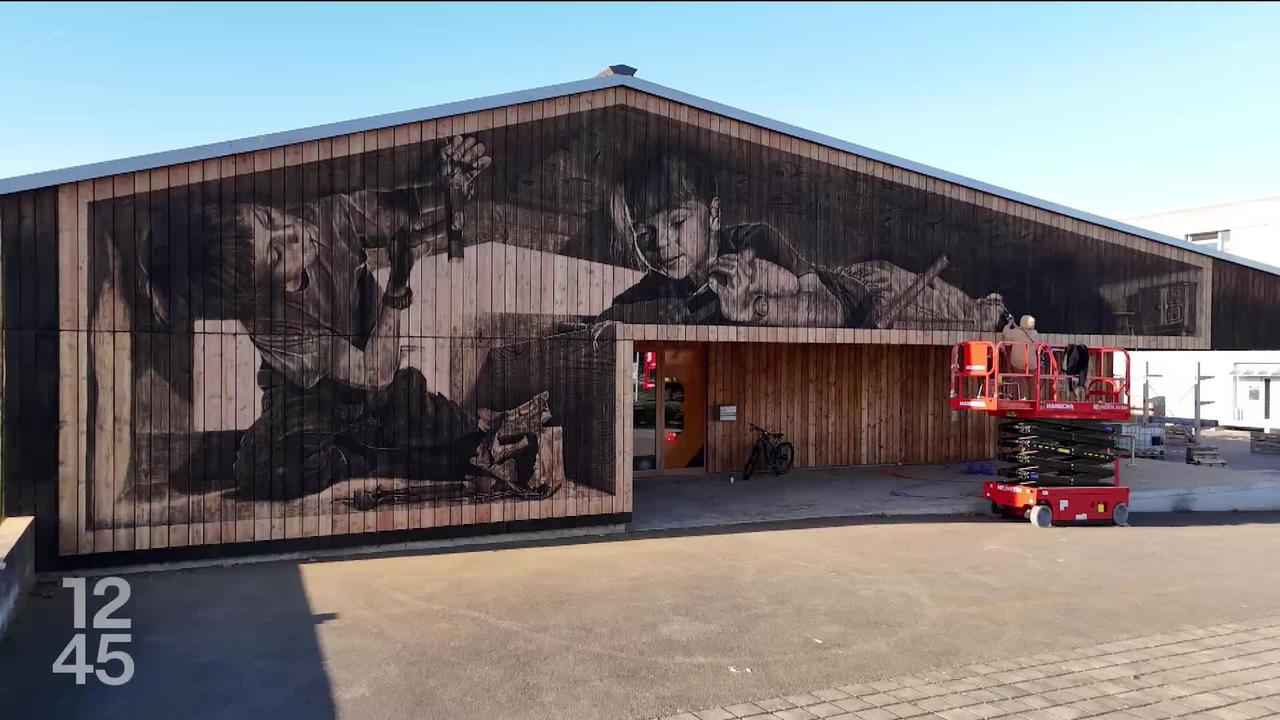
[1028,504,1053,528]
[1112,502,1130,527]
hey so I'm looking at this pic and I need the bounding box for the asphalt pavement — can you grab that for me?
[2,512,1278,720]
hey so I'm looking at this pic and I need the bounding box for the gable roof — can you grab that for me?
[2,71,1276,277]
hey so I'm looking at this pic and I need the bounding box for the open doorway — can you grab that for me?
[631,344,707,475]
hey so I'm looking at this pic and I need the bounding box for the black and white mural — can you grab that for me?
[56,101,1203,546]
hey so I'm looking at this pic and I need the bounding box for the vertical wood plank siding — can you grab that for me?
[0,87,1271,568]
[1210,258,1280,350]
[704,343,995,473]
[1,188,61,561]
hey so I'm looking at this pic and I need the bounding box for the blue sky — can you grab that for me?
[2,2,1277,218]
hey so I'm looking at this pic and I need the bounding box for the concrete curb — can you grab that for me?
[42,523,628,579]
[0,516,35,639]
[1129,479,1280,513]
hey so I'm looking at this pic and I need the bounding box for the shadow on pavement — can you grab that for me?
[624,510,989,538]
[615,509,1280,540]
[1,509,1277,720]
[0,562,335,720]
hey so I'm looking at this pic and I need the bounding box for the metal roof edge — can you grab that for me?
[0,74,629,196]
[2,71,1277,279]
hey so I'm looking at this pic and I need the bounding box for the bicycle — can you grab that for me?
[743,422,795,480]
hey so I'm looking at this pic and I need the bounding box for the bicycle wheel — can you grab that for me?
[770,442,795,475]
[743,446,760,481]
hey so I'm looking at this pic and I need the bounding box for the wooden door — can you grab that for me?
[631,344,707,474]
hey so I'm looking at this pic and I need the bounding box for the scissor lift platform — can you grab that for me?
[950,341,1132,528]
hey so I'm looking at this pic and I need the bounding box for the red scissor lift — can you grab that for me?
[950,341,1132,528]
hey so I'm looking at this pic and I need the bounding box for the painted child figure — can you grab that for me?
[600,148,1007,331]
[228,136,548,501]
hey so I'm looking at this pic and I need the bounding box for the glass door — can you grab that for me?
[632,350,659,471]
[631,345,706,474]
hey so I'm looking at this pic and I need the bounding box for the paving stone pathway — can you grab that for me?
[654,615,1280,720]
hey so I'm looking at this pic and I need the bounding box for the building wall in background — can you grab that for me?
[1128,197,1280,426]
[1127,196,1280,267]
[1131,350,1280,429]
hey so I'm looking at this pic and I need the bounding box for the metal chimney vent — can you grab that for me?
[596,64,637,78]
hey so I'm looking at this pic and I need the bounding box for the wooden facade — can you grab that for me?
[2,80,1277,568]
[704,343,995,474]
[1210,258,1280,350]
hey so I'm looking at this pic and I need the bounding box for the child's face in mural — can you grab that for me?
[242,205,317,293]
[634,197,721,281]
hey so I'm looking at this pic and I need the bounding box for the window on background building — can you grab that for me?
[1186,229,1231,252]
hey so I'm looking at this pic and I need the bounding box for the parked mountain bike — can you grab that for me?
[743,422,795,480]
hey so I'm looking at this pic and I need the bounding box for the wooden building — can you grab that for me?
[4,67,1280,569]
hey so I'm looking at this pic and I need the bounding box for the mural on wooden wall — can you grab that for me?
[75,126,626,549]
[591,110,1204,335]
[600,147,1008,330]
[5,96,1214,556]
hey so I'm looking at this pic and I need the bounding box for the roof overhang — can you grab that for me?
[1232,365,1280,378]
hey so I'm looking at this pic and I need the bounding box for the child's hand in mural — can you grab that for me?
[440,135,493,199]
[708,247,803,323]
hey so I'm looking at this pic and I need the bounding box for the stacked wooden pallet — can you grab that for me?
[1250,431,1280,455]
[1186,446,1228,467]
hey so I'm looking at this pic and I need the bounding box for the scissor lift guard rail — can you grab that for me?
[950,340,1132,528]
